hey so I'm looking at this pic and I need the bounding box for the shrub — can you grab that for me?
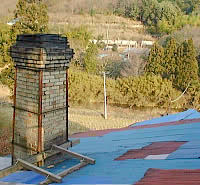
[116,74,184,108]
[112,44,118,52]
[68,68,104,104]
[185,80,200,110]
[83,42,98,74]
[0,23,13,67]
[68,69,184,109]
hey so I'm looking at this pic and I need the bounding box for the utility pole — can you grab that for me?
[106,16,110,50]
[128,44,130,60]
[106,26,109,50]
[103,72,107,119]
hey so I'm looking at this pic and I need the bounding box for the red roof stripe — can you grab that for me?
[70,118,200,138]
[115,141,186,160]
[134,168,200,185]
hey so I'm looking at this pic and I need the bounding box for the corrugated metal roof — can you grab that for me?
[0,156,11,170]
[1,109,200,184]
[135,168,200,185]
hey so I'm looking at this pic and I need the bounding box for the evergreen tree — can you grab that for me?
[0,0,49,90]
[114,0,129,16]
[145,43,165,76]
[146,39,199,92]
[12,0,49,34]
[164,38,178,81]
[0,24,13,67]
[140,0,159,26]
[175,39,199,90]
[83,42,98,74]
[125,2,140,20]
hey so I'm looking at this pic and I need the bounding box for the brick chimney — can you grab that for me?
[10,34,74,165]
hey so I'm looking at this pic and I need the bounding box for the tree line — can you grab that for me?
[113,0,200,34]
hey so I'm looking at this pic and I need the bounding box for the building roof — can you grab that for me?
[0,156,11,170]
[1,109,200,184]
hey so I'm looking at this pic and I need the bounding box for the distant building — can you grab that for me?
[90,39,154,49]
[141,40,154,47]
[7,18,19,26]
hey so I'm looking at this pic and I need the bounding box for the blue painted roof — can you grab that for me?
[1,109,200,184]
[130,109,200,127]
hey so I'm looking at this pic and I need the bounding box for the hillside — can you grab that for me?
[49,14,154,41]
[0,0,154,41]
[0,0,17,19]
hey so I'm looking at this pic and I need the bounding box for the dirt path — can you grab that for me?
[0,64,9,73]
[0,85,10,99]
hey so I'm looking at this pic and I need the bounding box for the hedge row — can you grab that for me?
[68,69,190,109]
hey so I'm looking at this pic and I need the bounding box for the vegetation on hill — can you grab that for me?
[0,0,200,111]
[0,0,49,91]
[145,38,199,90]
[13,0,49,34]
[159,26,200,54]
[48,14,150,41]
[113,0,200,35]
[43,0,200,35]
[68,68,184,108]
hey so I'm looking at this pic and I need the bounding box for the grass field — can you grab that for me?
[0,85,12,128]
[0,101,172,135]
[0,103,12,156]
[49,13,154,41]
[0,99,176,156]
[68,104,175,135]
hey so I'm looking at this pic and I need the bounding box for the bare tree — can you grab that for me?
[121,52,148,77]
